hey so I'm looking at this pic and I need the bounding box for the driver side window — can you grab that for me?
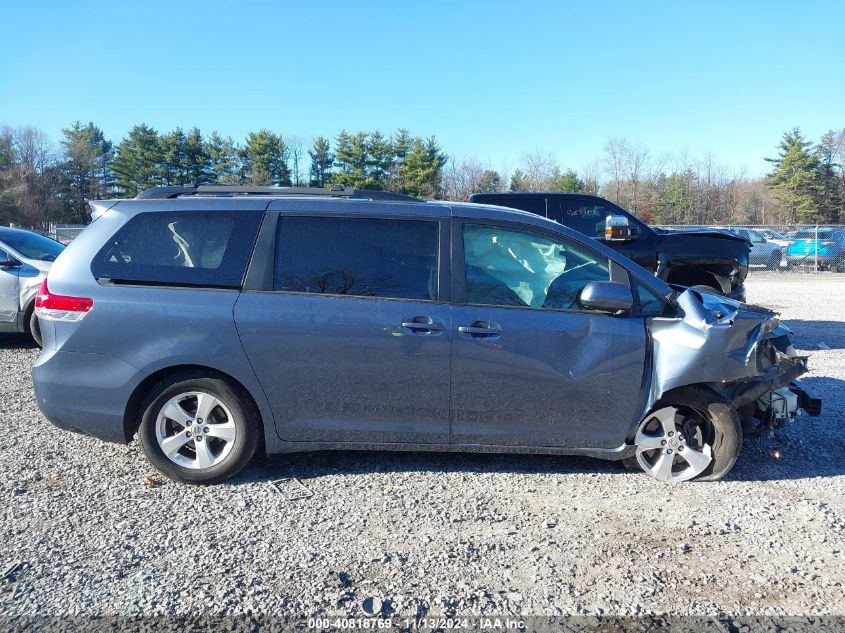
[462,224,610,311]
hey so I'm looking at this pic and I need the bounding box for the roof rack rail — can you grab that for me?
[136,183,421,202]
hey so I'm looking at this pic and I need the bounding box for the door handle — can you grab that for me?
[401,317,445,334]
[458,321,502,337]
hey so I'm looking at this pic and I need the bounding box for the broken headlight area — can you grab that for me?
[649,288,821,438]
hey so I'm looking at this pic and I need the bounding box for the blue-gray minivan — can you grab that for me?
[32,185,819,484]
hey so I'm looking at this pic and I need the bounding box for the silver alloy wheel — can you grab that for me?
[634,406,713,483]
[155,391,237,470]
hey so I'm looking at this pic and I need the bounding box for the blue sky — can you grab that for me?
[1,0,843,177]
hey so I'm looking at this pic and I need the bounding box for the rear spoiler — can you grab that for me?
[87,200,120,221]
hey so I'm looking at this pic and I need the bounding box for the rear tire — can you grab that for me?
[138,372,260,485]
[24,303,42,348]
[766,252,781,271]
[624,386,742,482]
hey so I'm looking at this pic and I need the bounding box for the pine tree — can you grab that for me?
[60,121,113,220]
[183,127,210,184]
[549,169,583,192]
[308,136,334,187]
[815,130,843,223]
[766,128,820,223]
[159,128,187,185]
[509,169,528,192]
[243,130,290,186]
[399,137,445,198]
[111,124,162,196]
[477,170,502,193]
[367,131,392,189]
[333,130,370,188]
[205,132,239,183]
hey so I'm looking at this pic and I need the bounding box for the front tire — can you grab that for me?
[625,386,742,482]
[138,373,260,484]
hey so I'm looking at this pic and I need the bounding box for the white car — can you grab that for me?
[0,227,65,346]
[758,229,791,250]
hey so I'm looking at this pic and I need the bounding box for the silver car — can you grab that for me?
[731,228,783,270]
[0,227,64,345]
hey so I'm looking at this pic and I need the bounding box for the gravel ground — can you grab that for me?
[1,272,844,624]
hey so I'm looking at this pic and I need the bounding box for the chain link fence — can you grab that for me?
[47,223,87,244]
[657,224,845,274]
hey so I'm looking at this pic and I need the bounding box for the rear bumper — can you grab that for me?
[32,348,142,443]
[786,254,836,264]
[789,381,822,417]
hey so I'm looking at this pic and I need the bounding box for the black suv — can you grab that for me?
[468,193,750,301]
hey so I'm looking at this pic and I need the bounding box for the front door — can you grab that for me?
[235,214,451,444]
[450,221,647,448]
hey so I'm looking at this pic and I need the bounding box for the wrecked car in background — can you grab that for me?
[33,185,819,485]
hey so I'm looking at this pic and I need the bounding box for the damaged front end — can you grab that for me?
[649,289,822,434]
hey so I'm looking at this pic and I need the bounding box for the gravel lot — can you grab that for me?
[1,273,844,624]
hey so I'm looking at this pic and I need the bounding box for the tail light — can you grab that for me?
[34,278,93,322]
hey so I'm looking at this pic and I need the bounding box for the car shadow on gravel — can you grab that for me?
[234,450,624,486]
[782,320,845,350]
[0,334,37,350]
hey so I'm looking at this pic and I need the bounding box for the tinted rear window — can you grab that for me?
[91,211,263,288]
[275,216,438,301]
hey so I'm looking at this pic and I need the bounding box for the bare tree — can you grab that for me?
[625,141,649,213]
[520,150,560,191]
[580,159,602,195]
[442,156,487,200]
[0,125,60,226]
[286,135,306,186]
[603,137,628,203]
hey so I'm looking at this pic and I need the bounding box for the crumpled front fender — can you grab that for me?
[646,289,808,410]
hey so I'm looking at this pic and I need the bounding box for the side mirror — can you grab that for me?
[603,214,640,241]
[580,281,633,313]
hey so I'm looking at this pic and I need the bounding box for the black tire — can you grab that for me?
[138,372,260,485]
[624,385,742,482]
[23,303,42,347]
[766,252,781,271]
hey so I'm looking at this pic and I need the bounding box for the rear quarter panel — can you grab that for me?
[38,199,277,442]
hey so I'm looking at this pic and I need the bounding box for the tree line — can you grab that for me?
[0,123,447,225]
[1,121,842,228]
[444,128,844,226]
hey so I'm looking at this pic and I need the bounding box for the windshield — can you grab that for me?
[793,229,833,240]
[0,230,66,261]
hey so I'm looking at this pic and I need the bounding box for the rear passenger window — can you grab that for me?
[275,217,438,301]
[91,211,263,288]
[556,200,611,237]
